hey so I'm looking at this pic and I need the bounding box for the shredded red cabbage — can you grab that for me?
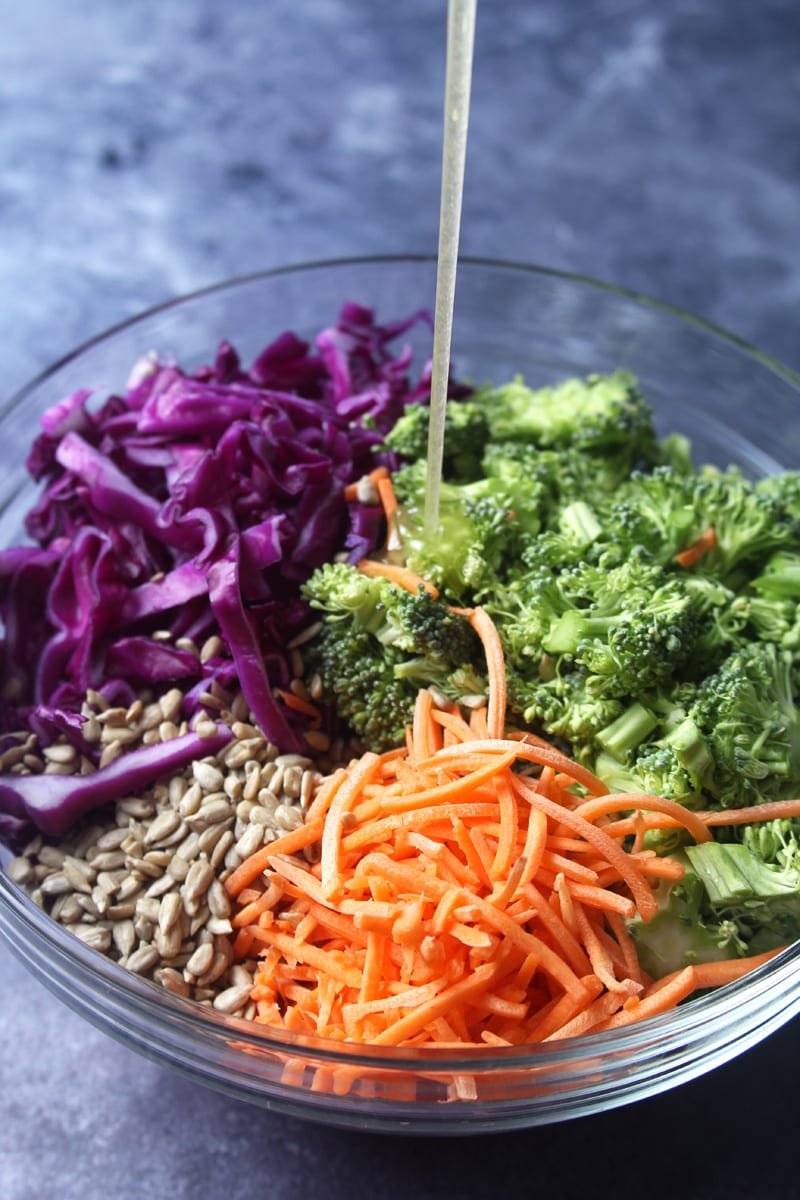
[0,304,434,776]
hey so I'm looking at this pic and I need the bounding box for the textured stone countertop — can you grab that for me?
[1,2,800,1197]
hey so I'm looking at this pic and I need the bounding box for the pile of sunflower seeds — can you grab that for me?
[4,676,334,1019]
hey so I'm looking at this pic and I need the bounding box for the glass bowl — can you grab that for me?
[2,256,800,1134]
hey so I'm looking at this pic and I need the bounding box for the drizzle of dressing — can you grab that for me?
[423,0,477,538]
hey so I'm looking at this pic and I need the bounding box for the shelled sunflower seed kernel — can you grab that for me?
[5,682,334,1019]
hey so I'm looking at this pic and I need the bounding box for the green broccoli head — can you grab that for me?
[755,470,800,521]
[539,557,700,698]
[605,464,800,585]
[506,663,624,744]
[691,642,800,807]
[306,624,415,750]
[300,562,484,750]
[482,370,659,471]
[607,466,698,565]
[627,856,748,980]
[383,399,489,481]
[681,575,748,672]
[629,718,713,806]
[391,459,533,601]
[689,467,800,584]
[743,551,800,650]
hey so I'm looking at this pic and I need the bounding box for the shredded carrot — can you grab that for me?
[375,475,401,551]
[356,557,439,598]
[411,687,436,764]
[227,597,789,1051]
[342,465,390,503]
[467,606,506,739]
[685,946,786,989]
[225,817,326,897]
[571,791,713,845]
[676,525,717,567]
[276,688,322,728]
[599,797,800,841]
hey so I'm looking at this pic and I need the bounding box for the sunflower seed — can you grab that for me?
[158,891,184,934]
[155,967,191,997]
[73,924,112,953]
[185,942,215,979]
[213,984,253,1015]
[112,920,137,958]
[143,809,182,847]
[183,859,215,903]
[127,944,159,975]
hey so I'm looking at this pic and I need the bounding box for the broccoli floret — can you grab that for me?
[591,692,713,805]
[300,562,483,750]
[744,551,800,649]
[691,642,800,808]
[755,469,800,521]
[630,830,800,978]
[481,370,660,477]
[538,558,700,698]
[633,719,714,806]
[627,856,747,979]
[605,464,800,584]
[506,664,624,744]
[391,459,533,600]
[606,466,698,565]
[383,400,489,481]
[488,556,700,758]
[593,644,800,807]
[688,467,800,584]
[681,575,748,671]
[481,442,620,520]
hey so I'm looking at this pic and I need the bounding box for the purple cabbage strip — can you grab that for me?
[207,549,302,752]
[0,725,232,838]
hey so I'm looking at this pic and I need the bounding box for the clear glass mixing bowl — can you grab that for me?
[2,257,800,1134]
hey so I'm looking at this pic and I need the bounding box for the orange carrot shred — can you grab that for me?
[276,688,322,727]
[675,524,716,567]
[356,557,439,597]
[343,465,390,503]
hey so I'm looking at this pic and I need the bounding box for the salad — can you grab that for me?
[3,301,800,1048]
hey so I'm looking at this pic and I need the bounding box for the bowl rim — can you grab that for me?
[3,864,800,1070]
[3,255,799,429]
[3,252,800,1090]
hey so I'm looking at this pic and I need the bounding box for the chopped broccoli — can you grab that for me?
[744,551,800,649]
[383,399,489,481]
[391,459,535,600]
[491,555,700,704]
[300,562,483,750]
[691,642,800,808]
[627,857,747,979]
[481,370,660,473]
[629,825,800,976]
[609,464,800,584]
[506,665,625,744]
[606,466,698,566]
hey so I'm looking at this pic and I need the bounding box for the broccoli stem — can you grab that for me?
[559,500,603,548]
[544,610,617,655]
[596,702,658,760]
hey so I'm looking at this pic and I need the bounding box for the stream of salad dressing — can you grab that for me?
[422,0,478,536]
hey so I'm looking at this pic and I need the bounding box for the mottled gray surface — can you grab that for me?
[2,0,800,1196]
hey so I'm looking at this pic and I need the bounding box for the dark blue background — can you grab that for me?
[1,2,799,1196]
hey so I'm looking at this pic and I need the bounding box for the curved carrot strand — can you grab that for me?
[356,557,439,598]
[572,791,713,845]
[467,606,507,739]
